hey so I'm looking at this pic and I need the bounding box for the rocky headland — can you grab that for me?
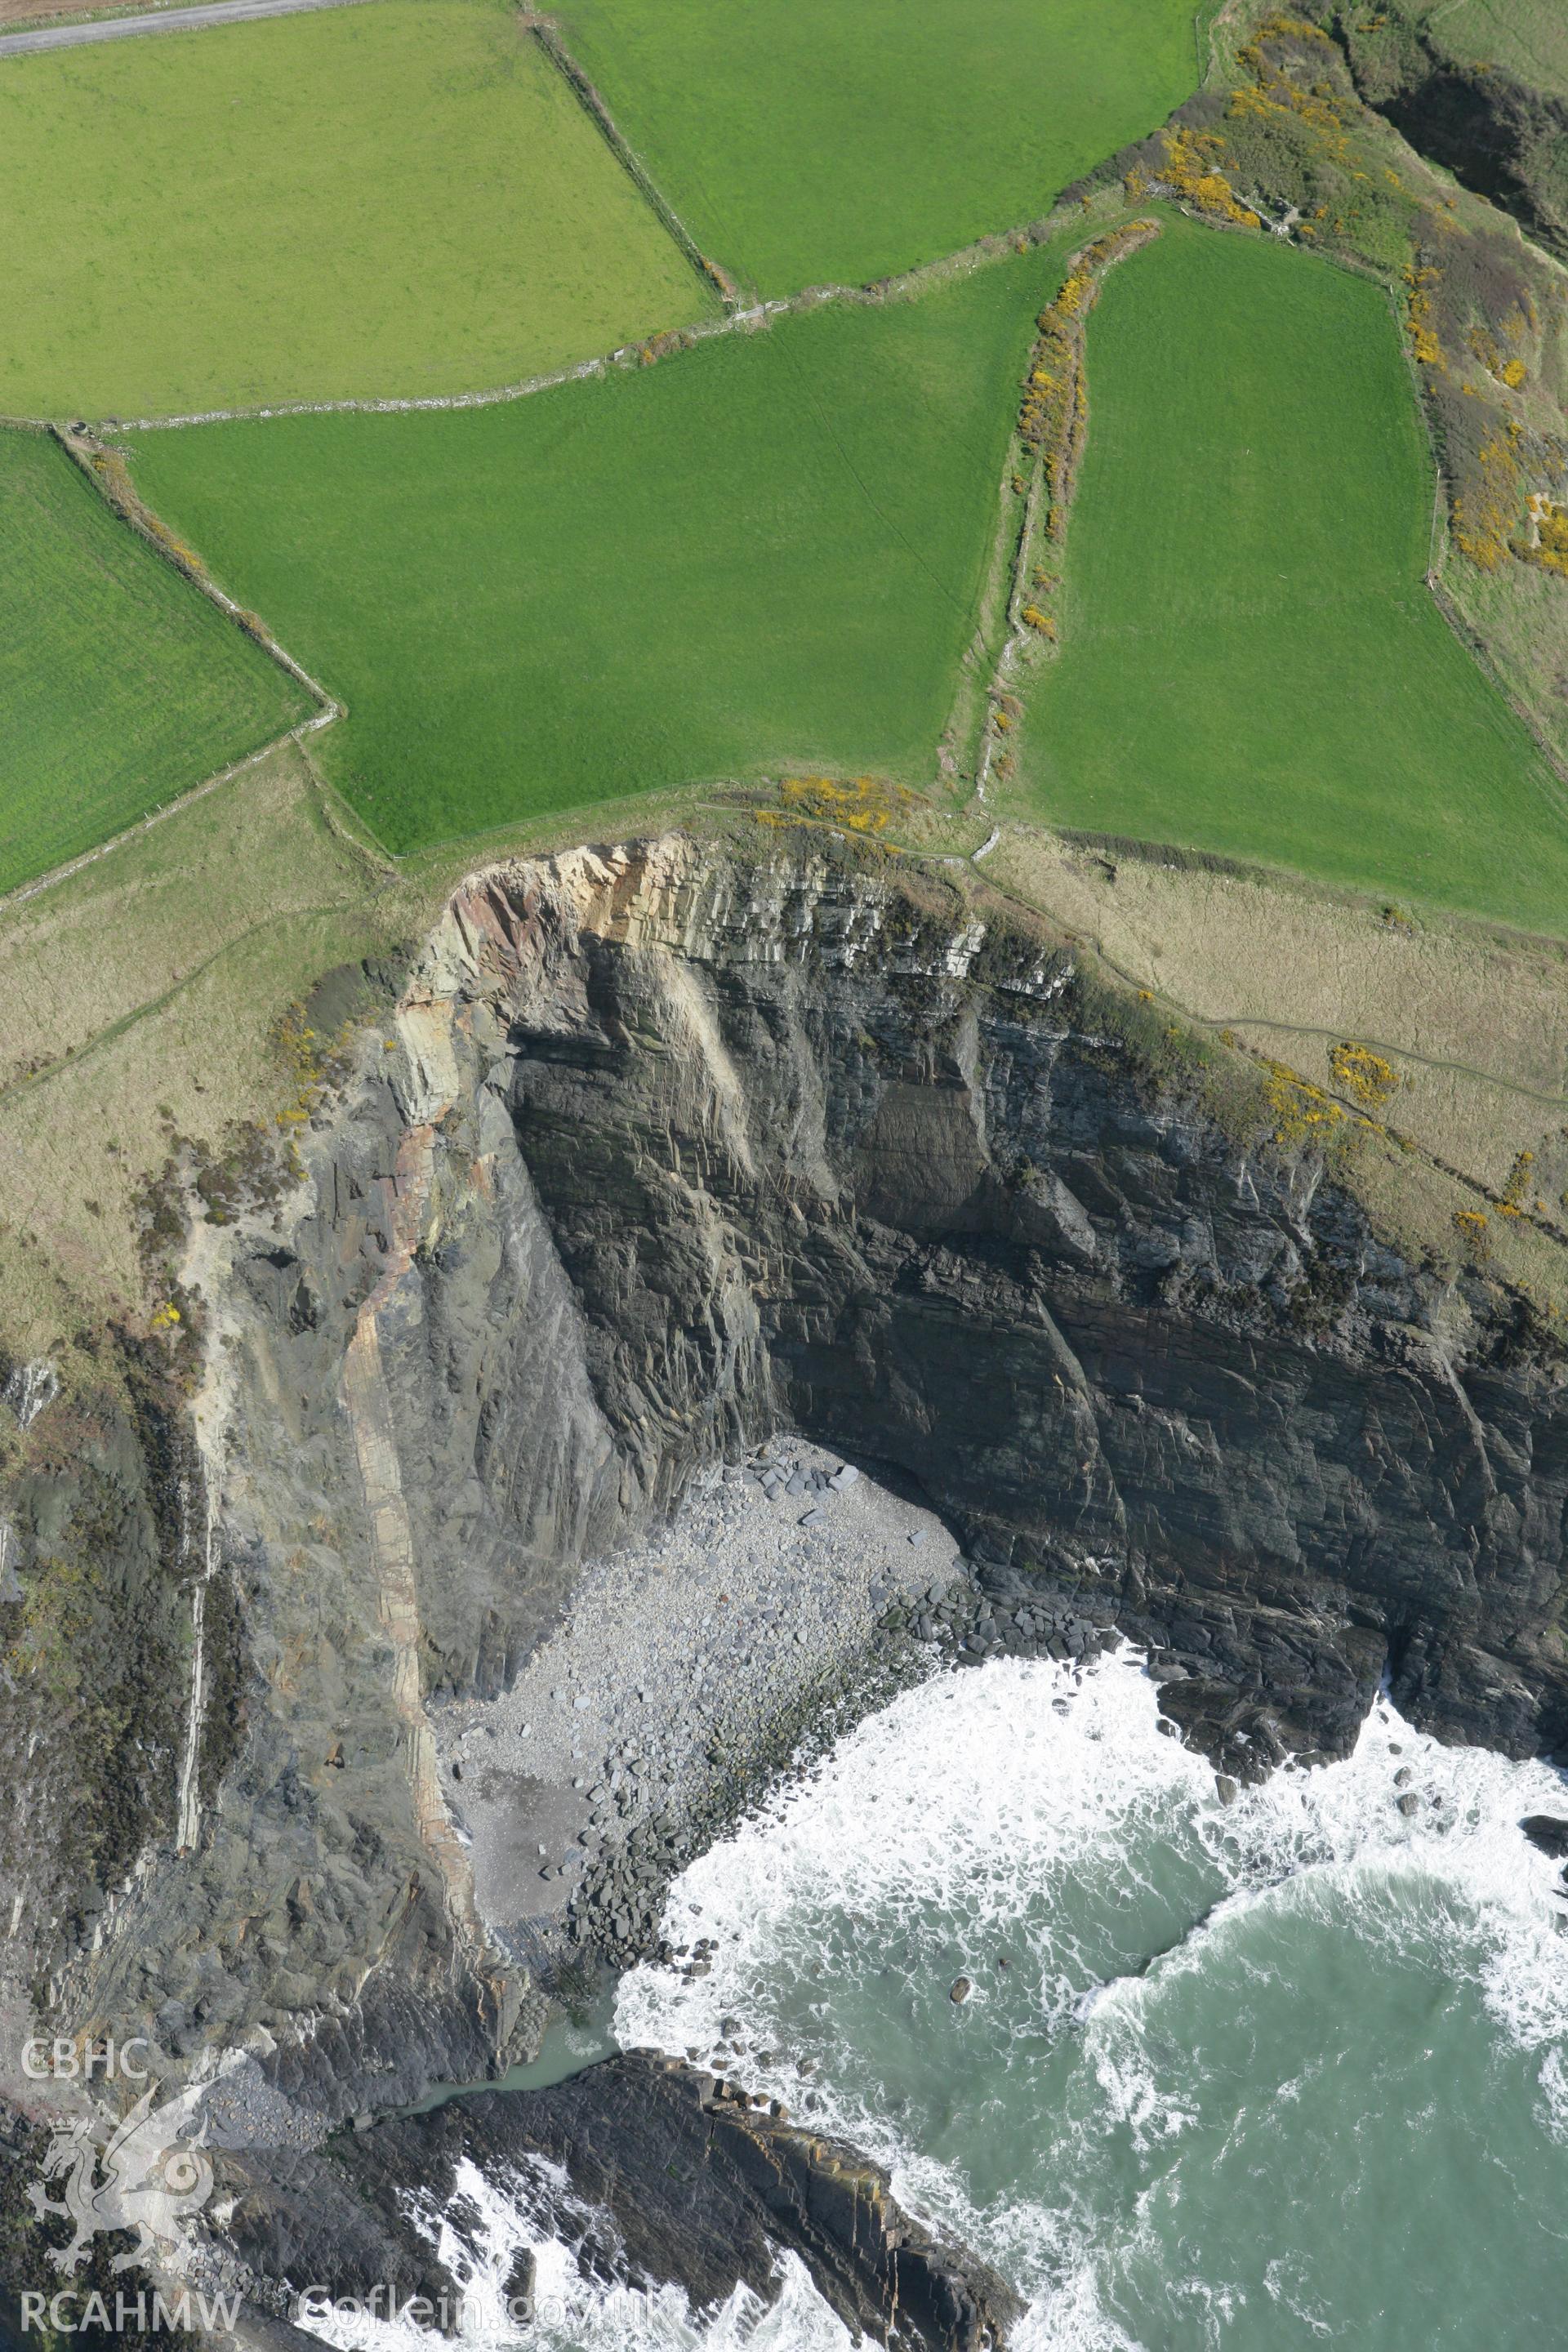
[3,828,1567,2341]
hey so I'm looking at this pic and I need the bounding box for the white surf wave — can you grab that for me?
[615,1646,1568,2344]
[294,2150,855,2352]
[302,1646,1568,2349]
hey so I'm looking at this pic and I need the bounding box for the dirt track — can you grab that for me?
[0,0,368,56]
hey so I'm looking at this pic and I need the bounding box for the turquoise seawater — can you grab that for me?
[309,1651,1568,2350]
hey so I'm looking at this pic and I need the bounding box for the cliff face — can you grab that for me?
[14,831,1568,2123]
[412,834,1567,1771]
[0,1346,194,2006]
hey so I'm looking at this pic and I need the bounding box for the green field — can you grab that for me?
[552,0,1200,296]
[126,248,1062,853]
[0,0,713,421]
[0,429,310,898]
[1012,217,1568,937]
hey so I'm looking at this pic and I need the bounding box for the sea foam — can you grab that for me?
[297,1649,1568,2350]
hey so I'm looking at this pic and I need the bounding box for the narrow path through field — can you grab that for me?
[1198,1009,1568,1111]
[0,891,376,1110]
[0,0,369,57]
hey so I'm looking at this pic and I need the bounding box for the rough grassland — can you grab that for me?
[127,249,1062,854]
[992,825,1568,1201]
[551,0,1200,296]
[0,0,714,421]
[0,738,762,1336]
[0,745,392,1325]
[1011,218,1568,938]
[1426,0,1568,102]
[0,428,310,897]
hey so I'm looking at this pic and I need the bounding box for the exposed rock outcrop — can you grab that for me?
[5,828,1568,2247]
[0,1334,201,2007]
[226,2052,1019,2350]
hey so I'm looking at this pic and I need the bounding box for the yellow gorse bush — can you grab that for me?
[1159,128,1262,228]
[1454,425,1523,570]
[1404,263,1446,370]
[1501,1149,1536,1208]
[1329,1040,1400,1109]
[1263,1059,1352,1145]
[1014,220,1160,571]
[1519,494,1568,579]
[768,774,919,836]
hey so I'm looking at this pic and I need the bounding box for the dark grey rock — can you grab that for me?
[15,830,1568,2189]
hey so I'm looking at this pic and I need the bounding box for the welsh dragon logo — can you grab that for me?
[27,2078,214,2274]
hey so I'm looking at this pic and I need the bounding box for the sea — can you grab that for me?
[309,1649,1568,2352]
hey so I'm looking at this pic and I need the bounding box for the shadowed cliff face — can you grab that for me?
[16,833,1568,2127]
[424,835,1568,1775]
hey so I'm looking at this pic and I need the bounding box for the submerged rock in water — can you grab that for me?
[1521,1814,1568,1858]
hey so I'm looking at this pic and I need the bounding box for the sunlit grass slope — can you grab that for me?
[0,429,310,895]
[0,0,715,420]
[552,0,1200,294]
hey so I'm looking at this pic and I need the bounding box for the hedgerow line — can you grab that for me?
[100,207,1092,437]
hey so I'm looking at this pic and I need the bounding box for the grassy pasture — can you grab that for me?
[1011,217,1568,938]
[551,0,1200,296]
[0,427,310,897]
[0,0,714,421]
[126,247,1062,855]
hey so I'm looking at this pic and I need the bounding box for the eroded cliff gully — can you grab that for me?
[1326,2,1568,261]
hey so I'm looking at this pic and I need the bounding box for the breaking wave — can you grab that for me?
[299,1649,1568,2350]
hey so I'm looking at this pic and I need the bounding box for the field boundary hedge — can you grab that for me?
[962,216,1161,806]
[523,11,740,310]
[109,199,1098,435]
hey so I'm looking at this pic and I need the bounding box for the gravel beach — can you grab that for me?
[431,1440,964,1962]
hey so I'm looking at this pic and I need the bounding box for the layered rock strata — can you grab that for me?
[6,830,1568,2336]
